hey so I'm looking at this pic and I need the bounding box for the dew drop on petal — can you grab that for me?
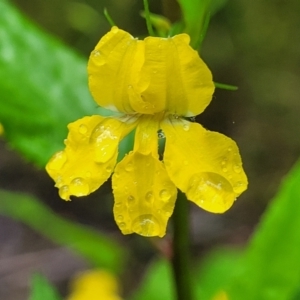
[132,214,160,237]
[70,177,90,197]
[228,147,232,152]
[59,185,70,200]
[159,189,171,202]
[233,181,246,193]
[78,124,88,135]
[233,164,242,173]
[119,222,126,228]
[222,167,228,172]
[183,124,190,131]
[183,160,189,166]
[117,215,123,222]
[127,195,135,205]
[48,151,67,171]
[145,191,154,203]
[111,26,119,33]
[125,162,134,172]
[186,172,234,210]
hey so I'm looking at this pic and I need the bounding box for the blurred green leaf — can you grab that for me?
[0,189,126,273]
[226,159,300,299]
[194,248,243,299]
[29,273,62,300]
[0,0,109,166]
[130,259,175,300]
[176,0,227,49]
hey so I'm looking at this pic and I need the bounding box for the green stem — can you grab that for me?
[104,8,116,27]
[143,0,155,36]
[172,191,194,300]
[214,81,238,91]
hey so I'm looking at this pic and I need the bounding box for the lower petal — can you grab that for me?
[112,152,177,237]
[46,116,134,200]
[161,119,248,213]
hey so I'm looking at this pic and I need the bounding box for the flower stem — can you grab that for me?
[172,191,194,300]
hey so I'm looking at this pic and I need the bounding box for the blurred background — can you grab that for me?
[0,0,300,299]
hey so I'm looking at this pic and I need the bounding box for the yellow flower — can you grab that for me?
[46,27,248,237]
[66,270,122,300]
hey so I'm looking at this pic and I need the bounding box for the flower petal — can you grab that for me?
[112,152,177,237]
[161,118,248,213]
[138,34,214,116]
[46,116,135,200]
[88,27,144,114]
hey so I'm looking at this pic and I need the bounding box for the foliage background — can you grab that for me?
[0,0,300,299]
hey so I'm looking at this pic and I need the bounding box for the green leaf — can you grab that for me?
[176,0,227,49]
[29,273,62,300]
[226,159,300,299]
[194,248,243,300]
[0,189,126,273]
[130,259,175,300]
[0,0,109,166]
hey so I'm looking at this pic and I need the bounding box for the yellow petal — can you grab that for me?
[138,34,214,116]
[112,152,177,237]
[46,116,135,200]
[88,26,144,114]
[161,118,248,213]
[67,270,122,300]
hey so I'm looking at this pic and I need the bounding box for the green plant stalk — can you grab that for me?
[143,0,155,36]
[171,191,194,300]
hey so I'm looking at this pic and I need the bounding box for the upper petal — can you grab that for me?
[46,116,135,200]
[88,27,144,113]
[161,118,248,213]
[139,34,215,116]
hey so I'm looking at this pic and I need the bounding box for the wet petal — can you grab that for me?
[161,118,248,213]
[138,34,214,116]
[88,27,144,113]
[112,152,177,237]
[46,116,135,200]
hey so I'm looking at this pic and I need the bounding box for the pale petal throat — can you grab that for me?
[46,26,248,237]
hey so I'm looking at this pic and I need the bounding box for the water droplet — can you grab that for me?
[92,50,106,65]
[48,151,67,171]
[78,124,88,135]
[228,147,232,152]
[90,124,118,163]
[115,202,122,207]
[186,172,234,208]
[183,160,189,166]
[70,177,90,197]
[125,162,134,172]
[59,185,70,200]
[183,124,190,131]
[233,181,246,193]
[106,166,112,173]
[221,160,227,166]
[233,164,242,173]
[145,191,154,202]
[117,215,123,222]
[222,167,228,172]
[157,129,165,139]
[119,222,126,228]
[159,189,171,202]
[111,26,118,33]
[127,195,135,204]
[153,70,157,74]
[132,214,160,237]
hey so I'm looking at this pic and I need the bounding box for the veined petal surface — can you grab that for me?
[161,118,248,213]
[46,116,134,200]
